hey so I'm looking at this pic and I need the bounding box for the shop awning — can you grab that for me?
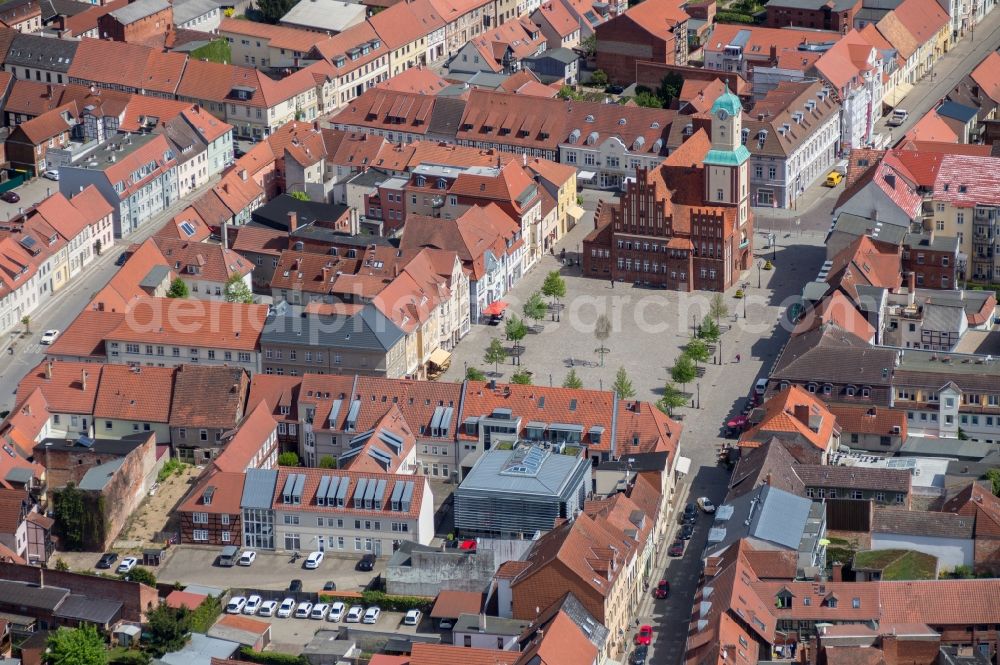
[675,456,692,475]
[577,170,597,181]
[428,348,451,368]
[567,204,586,219]
[483,300,508,317]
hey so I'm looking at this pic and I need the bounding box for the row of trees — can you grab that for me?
[659,305,728,415]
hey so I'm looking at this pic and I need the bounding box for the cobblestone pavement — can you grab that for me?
[443,187,829,663]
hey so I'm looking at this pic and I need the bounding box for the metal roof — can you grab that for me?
[262,303,405,352]
[159,633,239,665]
[456,445,590,498]
[109,0,170,24]
[241,468,277,509]
[172,0,221,24]
[54,594,122,625]
[936,101,978,123]
[0,580,68,611]
[708,485,812,555]
[78,457,127,491]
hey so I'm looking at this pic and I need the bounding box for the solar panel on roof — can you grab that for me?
[76,436,94,448]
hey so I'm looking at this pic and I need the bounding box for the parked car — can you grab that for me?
[328,602,346,622]
[323,580,336,591]
[304,551,324,569]
[116,556,137,574]
[605,84,625,94]
[697,497,717,513]
[887,109,908,126]
[96,552,118,569]
[115,252,130,266]
[680,523,695,540]
[42,169,59,181]
[311,603,330,620]
[345,606,364,623]
[754,378,767,399]
[1,191,20,203]
[289,579,303,593]
[682,503,697,525]
[635,625,654,646]
[654,579,670,599]
[238,550,256,566]
[363,606,382,624]
[631,645,649,665]
[40,329,59,345]
[404,609,421,626]
[824,170,843,187]
[226,596,247,614]
[668,540,686,557]
[294,602,313,618]
[258,600,278,617]
[243,595,262,615]
[356,553,376,571]
[277,598,295,618]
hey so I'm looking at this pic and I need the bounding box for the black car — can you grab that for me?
[605,84,625,95]
[1,191,20,203]
[668,540,686,557]
[356,553,376,571]
[115,252,130,266]
[682,503,698,525]
[323,580,337,591]
[631,645,649,665]
[96,552,118,569]
[289,579,303,593]
[680,523,695,540]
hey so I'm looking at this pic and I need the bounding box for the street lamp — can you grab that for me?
[757,260,762,288]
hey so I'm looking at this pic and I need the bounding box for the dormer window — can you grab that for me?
[775,590,793,609]
[741,128,749,144]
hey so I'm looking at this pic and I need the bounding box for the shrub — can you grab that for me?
[318,591,432,613]
[157,458,185,483]
[277,451,299,467]
[237,647,308,665]
[734,289,745,299]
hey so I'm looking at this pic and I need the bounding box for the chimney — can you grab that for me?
[793,404,810,426]
[222,222,229,248]
[81,370,87,391]
[831,562,843,582]
[45,361,53,380]
[288,211,298,233]
[322,266,330,283]
[908,272,916,305]
[239,169,247,181]
[479,612,486,632]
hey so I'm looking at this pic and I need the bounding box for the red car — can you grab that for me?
[668,540,686,557]
[654,579,670,599]
[635,625,654,646]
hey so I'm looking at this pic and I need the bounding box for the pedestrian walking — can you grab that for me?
[610,278,615,289]
[735,353,741,363]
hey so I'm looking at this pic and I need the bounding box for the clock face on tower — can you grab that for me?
[716,109,729,121]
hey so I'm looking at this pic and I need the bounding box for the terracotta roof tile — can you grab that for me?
[212,401,277,473]
[16,360,100,415]
[177,469,245,515]
[271,467,427,519]
[155,206,212,242]
[970,51,1000,105]
[14,101,75,144]
[827,404,907,438]
[878,579,1000,624]
[68,38,187,95]
[169,365,248,429]
[792,291,877,342]
[906,112,959,143]
[615,0,687,40]
[218,16,324,51]
[942,482,1000,538]
[873,12,917,60]
[231,225,286,256]
[430,590,483,618]
[151,236,252,283]
[532,1,577,38]
[247,375,301,426]
[753,580,881,621]
[45,309,123,360]
[94,364,175,422]
[369,1,442,49]
[409,644,508,665]
[891,0,948,45]
[872,507,974,538]
[165,590,207,610]
[740,385,837,453]
[514,609,598,665]
[105,297,268,352]
[338,406,415,474]
[215,613,270,635]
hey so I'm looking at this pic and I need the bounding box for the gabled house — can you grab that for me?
[594,0,688,84]
[739,385,841,462]
[447,17,546,76]
[4,101,76,174]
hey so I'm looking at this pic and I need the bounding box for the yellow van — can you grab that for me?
[825,170,843,187]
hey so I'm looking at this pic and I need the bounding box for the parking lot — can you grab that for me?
[243,607,437,653]
[0,176,60,219]
[156,546,385,593]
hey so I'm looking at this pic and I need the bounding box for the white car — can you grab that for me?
[243,595,262,615]
[363,606,381,624]
[310,603,330,620]
[258,600,278,617]
[42,170,59,181]
[887,109,909,126]
[226,596,247,614]
[327,602,346,622]
[345,606,364,623]
[238,550,256,566]
[276,598,295,618]
[295,602,313,618]
[304,551,324,569]
[115,556,137,574]
[404,609,421,626]
[40,330,59,345]
[697,497,717,514]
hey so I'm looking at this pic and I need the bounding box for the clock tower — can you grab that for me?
[703,86,750,227]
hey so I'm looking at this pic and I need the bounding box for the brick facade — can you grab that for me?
[595,4,688,85]
[97,4,172,45]
[763,0,860,32]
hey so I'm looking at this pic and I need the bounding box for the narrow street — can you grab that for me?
[0,175,222,412]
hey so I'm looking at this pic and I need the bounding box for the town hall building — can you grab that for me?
[582,88,754,291]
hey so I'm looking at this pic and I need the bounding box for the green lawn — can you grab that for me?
[190,39,231,64]
[853,549,937,580]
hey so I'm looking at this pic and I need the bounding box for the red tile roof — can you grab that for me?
[942,482,1000,538]
[270,467,427,519]
[401,204,521,280]
[369,1,443,49]
[827,403,907,437]
[169,365,248,429]
[970,51,1000,106]
[891,0,948,46]
[409,644,508,665]
[218,17,324,51]
[616,0,688,40]
[430,590,483,618]
[792,291,877,342]
[68,38,187,96]
[14,101,75,144]
[151,237,252,283]
[155,206,212,242]
[94,364,175,422]
[928,153,1000,207]
[177,60,314,109]
[177,469,245,515]
[905,112,959,143]
[814,30,880,92]
[45,309,124,360]
[515,609,598,665]
[165,590,207,610]
[247,375,301,427]
[740,385,838,452]
[532,1,578,38]
[105,297,268,351]
[878,579,1000,625]
[338,406,415,474]
[753,581,881,621]
[874,12,918,60]
[16,360,100,415]
[215,613,271,635]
